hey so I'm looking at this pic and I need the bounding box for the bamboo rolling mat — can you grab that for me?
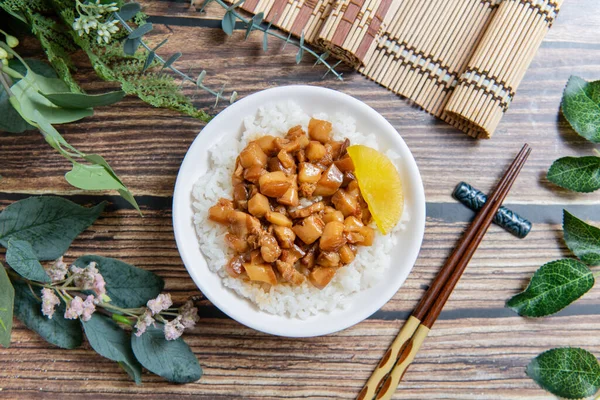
[239,0,563,138]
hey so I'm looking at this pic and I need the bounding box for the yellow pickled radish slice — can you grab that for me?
[346,145,403,235]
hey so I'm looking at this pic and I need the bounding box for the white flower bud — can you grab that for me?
[6,35,19,48]
[0,48,8,60]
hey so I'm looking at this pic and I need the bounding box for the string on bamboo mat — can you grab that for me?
[236,0,562,139]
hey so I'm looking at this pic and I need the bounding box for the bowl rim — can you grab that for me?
[173,85,426,337]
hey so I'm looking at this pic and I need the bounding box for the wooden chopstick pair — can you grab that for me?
[358,144,532,400]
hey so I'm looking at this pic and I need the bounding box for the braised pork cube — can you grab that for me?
[232,157,244,186]
[247,193,270,217]
[259,171,291,197]
[255,135,279,156]
[320,221,346,252]
[228,210,261,238]
[359,226,375,246]
[225,255,245,278]
[273,225,296,248]
[275,260,306,285]
[306,141,326,161]
[259,233,281,263]
[298,162,322,184]
[334,154,355,173]
[316,251,340,268]
[225,233,249,253]
[275,137,301,153]
[322,206,344,223]
[280,244,306,264]
[343,216,364,231]
[300,243,318,268]
[332,189,358,217]
[277,150,295,169]
[208,198,234,224]
[288,201,325,219]
[286,126,310,148]
[243,165,266,184]
[278,175,299,207]
[339,244,355,264]
[267,157,295,175]
[265,211,293,227]
[292,214,325,245]
[313,164,343,196]
[308,118,332,143]
[243,262,277,285]
[309,266,337,289]
[299,182,317,198]
[233,183,249,210]
[239,142,267,168]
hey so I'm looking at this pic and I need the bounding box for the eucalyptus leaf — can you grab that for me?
[262,31,268,51]
[65,163,127,191]
[163,52,182,69]
[82,314,142,384]
[10,70,93,124]
[6,239,50,283]
[131,324,202,383]
[0,196,105,260]
[196,70,206,87]
[222,11,236,36]
[143,51,155,72]
[12,280,82,349]
[561,76,600,143]
[152,38,168,52]
[41,90,125,109]
[0,264,14,348]
[563,210,600,266]
[117,2,141,21]
[0,89,34,133]
[123,37,142,55]
[506,259,594,317]
[295,47,304,64]
[128,23,153,39]
[527,347,600,399]
[547,156,600,193]
[74,255,164,308]
[9,58,58,80]
[244,21,254,39]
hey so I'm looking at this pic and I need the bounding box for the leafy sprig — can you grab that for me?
[201,0,344,80]
[0,196,202,384]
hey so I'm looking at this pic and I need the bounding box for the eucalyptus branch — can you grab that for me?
[112,11,237,106]
[210,0,344,80]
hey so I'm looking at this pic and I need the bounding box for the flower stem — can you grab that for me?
[112,313,134,326]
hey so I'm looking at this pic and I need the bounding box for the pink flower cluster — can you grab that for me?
[44,257,69,282]
[70,261,106,297]
[64,295,96,321]
[134,295,199,341]
[41,288,61,319]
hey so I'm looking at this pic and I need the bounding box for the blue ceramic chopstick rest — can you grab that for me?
[452,181,532,238]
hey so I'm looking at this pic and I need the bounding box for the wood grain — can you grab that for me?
[1,0,600,398]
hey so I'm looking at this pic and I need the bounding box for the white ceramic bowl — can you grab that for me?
[173,85,426,337]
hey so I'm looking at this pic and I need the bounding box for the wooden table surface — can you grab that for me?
[1,1,600,399]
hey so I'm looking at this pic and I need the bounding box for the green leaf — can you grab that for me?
[547,156,600,193]
[0,89,34,133]
[196,70,206,87]
[527,347,600,399]
[0,196,106,260]
[142,51,155,73]
[131,324,202,383]
[117,3,142,21]
[222,11,236,36]
[561,76,600,143]
[12,280,82,349]
[65,163,127,191]
[296,33,305,64]
[262,31,268,51]
[9,58,58,81]
[128,23,153,39]
[563,210,600,266]
[10,69,93,125]
[163,52,182,69]
[5,239,50,283]
[73,255,164,308]
[82,314,142,384]
[123,37,142,55]
[506,259,594,317]
[152,38,168,52]
[0,264,14,348]
[41,90,126,109]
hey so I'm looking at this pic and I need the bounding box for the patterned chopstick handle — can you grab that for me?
[357,316,421,400]
[373,324,431,400]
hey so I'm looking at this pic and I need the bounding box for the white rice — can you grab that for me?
[192,101,410,319]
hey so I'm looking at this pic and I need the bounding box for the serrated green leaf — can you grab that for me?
[128,23,153,39]
[163,52,182,69]
[12,280,82,349]
[131,324,202,383]
[82,314,142,384]
[561,76,600,143]
[74,255,164,308]
[10,70,93,124]
[0,264,14,348]
[563,210,600,266]
[41,90,125,109]
[6,239,50,283]
[547,156,600,193]
[0,197,105,260]
[222,11,236,36]
[527,347,600,399]
[142,51,155,72]
[117,3,142,21]
[506,259,594,317]
[123,37,142,55]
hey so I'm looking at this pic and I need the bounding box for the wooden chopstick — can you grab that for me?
[358,144,531,400]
